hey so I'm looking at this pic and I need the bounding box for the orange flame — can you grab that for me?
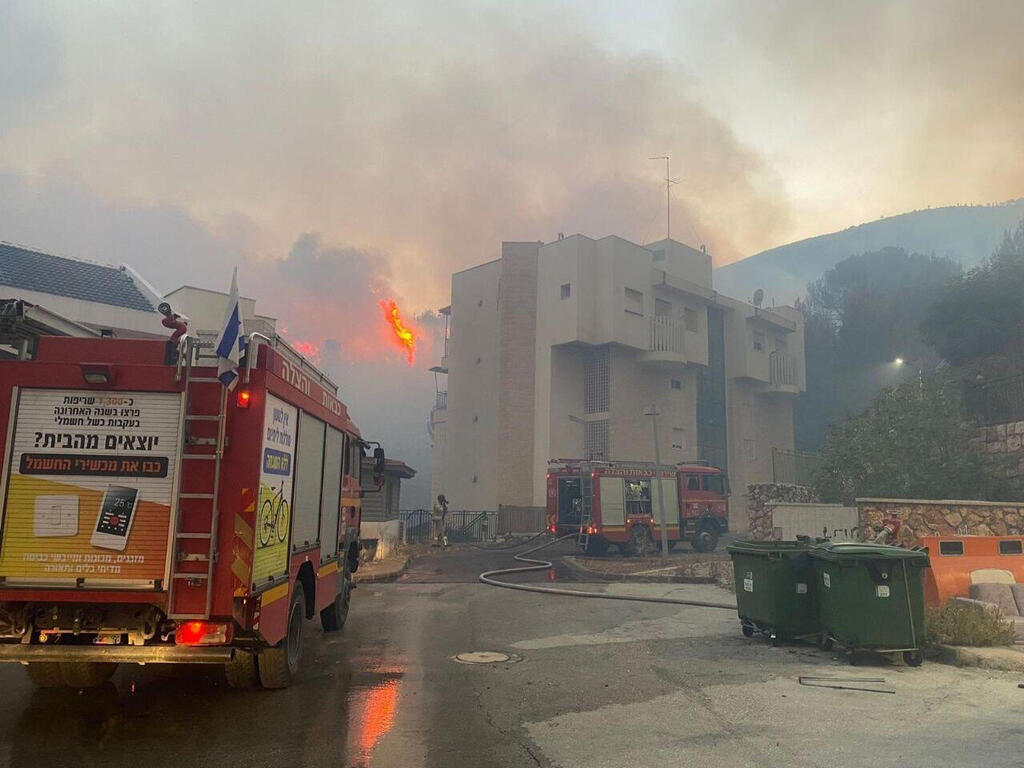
[379,299,416,364]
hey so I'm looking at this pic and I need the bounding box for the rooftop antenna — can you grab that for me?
[752,288,764,314]
[649,156,680,241]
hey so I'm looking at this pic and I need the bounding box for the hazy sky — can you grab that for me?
[1,0,1021,504]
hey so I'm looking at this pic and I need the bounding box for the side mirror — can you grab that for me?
[372,446,386,486]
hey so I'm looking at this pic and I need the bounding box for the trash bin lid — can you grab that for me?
[726,540,813,557]
[808,541,929,564]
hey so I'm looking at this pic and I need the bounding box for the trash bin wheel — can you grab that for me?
[903,650,923,667]
[741,620,755,638]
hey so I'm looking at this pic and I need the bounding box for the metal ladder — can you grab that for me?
[168,339,228,619]
[577,470,594,550]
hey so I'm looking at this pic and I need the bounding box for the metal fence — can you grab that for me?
[771,447,822,486]
[964,374,1024,426]
[398,509,498,543]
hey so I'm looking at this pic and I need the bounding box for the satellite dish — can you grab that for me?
[752,288,764,308]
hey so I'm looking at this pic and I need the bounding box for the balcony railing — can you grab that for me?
[435,390,448,410]
[650,316,685,355]
[769,351,797,387]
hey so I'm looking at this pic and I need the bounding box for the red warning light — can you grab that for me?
[236,389,252,409]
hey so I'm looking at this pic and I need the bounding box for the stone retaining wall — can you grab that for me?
[747,483,818,540]
[857,497,1024,546]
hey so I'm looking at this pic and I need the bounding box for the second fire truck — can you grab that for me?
[546,459,729,555]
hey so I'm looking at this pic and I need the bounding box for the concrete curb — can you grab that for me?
[561,555,716,584]
[934,644,1024,673]
[355,554,410,584]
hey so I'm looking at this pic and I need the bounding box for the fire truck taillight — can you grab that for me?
[175,621,232,646]
[236,388,252,409]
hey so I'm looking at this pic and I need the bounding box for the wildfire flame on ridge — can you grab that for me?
[379,299,416,365]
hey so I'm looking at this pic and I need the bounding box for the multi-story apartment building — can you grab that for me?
[429,235,805,531]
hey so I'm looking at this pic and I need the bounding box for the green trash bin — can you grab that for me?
[726,540,820,645]
[808,542,930,665]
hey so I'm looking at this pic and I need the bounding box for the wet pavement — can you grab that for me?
[0,542,1022,767]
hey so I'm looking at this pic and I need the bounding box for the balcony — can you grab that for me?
[435,390,448,410]
[638,316,687,367]
[766,351,799,394]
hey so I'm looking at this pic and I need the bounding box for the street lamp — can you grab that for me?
[893,356,923,388]
[643,405,670,564]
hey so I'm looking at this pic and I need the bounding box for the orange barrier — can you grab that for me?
[913,535,1024,607]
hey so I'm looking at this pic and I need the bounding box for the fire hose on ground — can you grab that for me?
[479,533,737,611]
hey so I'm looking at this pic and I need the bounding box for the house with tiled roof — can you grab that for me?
[0,242,166,341]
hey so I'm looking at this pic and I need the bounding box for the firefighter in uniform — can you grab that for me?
[431,494,449,547]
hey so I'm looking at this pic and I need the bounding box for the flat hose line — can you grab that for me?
[479,533,737,611]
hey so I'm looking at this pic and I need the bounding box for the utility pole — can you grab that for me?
[649,156,678,241]
[643,405,670,564]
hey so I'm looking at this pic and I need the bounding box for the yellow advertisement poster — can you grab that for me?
[252,394,296,586]
[0,388,182,586]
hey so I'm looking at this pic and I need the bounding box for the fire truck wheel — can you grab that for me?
[692,523,719,553]
[59,662,117,688]
[224,649,259,689]
[320,576,352,632]
[584,537,610,556]
[258,583,306,689]
[24,662,66,687]
[625,525,652,557]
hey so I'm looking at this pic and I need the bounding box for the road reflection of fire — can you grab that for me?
[351,676,401,761]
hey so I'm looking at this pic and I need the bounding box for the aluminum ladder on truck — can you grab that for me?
[167,338,228,620]
[576,466,595,551]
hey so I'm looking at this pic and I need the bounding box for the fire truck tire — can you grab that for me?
[258,583,305,689]
[24,662,66,687]
[59,662,117,688]
[692,523,719,553]
[320,575,352,632]
[583,537,610,556]
[624,525,653,557]
[224,649,259,689]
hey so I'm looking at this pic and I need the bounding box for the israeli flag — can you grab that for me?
[214,267,247,390]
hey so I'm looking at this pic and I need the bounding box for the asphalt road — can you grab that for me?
[0,542,1022,768]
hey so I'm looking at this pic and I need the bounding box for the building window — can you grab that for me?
[671,378,682,390]
[655,298,672,317]
[672,428,685,451]
[684,307,699,332]
[625,287,644,315]
[744,438,756,461]
[583,346,610,413]
[753,331,765,352]
[584,419,609,461]
[560,283,571,299]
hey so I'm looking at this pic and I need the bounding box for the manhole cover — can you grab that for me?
[453,651,520,664]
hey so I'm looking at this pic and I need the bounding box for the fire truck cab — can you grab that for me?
[0,334,380,689]
[546,459,729,555]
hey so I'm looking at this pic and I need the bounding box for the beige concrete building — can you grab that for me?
[429,235,805,530]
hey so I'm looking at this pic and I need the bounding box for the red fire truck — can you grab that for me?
[0,333,380,688]
[546,459,729,555]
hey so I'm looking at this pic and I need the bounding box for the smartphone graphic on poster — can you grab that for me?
[91,485,140,551]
